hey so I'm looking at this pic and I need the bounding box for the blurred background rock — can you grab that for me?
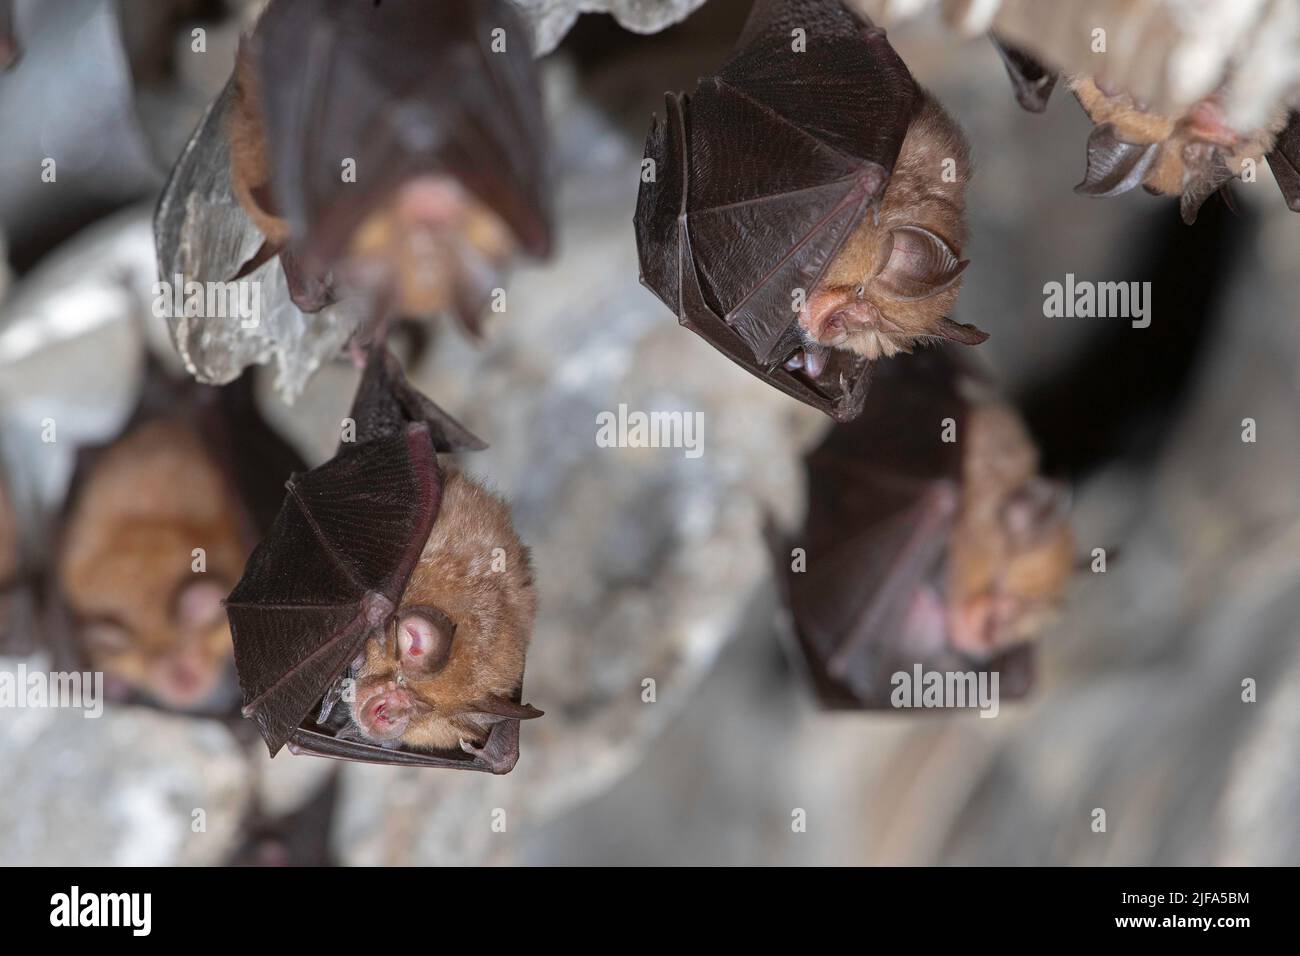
[1,0,1297,865]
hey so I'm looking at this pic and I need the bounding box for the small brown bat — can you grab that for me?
[53,356,303,714]
[347,467,538,757]
[1071,76,1291,223]
[228,347,541,772]
[635,0,985,422]
[775,347,1073,708]
[225,0,552,335]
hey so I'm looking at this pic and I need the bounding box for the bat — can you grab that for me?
[0,0,19,71]
[1266,111,1300,212]
[989,34,1057,113]
[52,352,304,714]
[772,346,1073,708]
[227,347,542,773]
[635,0,986,423]
[226,0,553,337]
[1070,75,1292,224]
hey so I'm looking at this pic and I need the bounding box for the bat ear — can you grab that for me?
[462,695,545,726]
[875,226,969,301]
[395,604,455,674]
[933,316,990,345]
[1075,123,1158,197]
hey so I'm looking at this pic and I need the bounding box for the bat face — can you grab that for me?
[943,404,1074,658]
[1071,75,1289,223]
[789,92,985,371]
[346,470,539,754]
[57,420,245,711]
[226,0,552,330]
[781,349,1072,708]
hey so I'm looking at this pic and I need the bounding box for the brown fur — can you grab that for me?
[227,43,291,246]
[945,404,1074,657]
[1070,75,1287,197]
[800,90,972,360]
[352,469,537,751]
[57,421,246,709]
[348,177,515,320]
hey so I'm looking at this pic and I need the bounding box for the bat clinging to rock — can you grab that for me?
[54,358,304,713]
[635,0,985,422]
[774,347,1073,709]
[226,0,552,337]
[1071,75,1293,223]
[228,348,541,772]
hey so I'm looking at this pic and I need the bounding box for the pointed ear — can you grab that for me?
[933,316,989,345]
[1075,123,1158,197]
[874,226,969,301]
[466,696,544,723]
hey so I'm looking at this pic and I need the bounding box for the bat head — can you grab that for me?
[944,404,1074,658]
[1071,75,1289,223]
[792,92,986,368]
[57,421,246,712]
[348,469,540,752]
[346,175,517,336]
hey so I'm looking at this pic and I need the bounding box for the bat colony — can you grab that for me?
[13,0,1287,760]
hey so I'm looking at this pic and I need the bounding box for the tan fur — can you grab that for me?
[348,177,515,320]
[945,404,1074,656]
[800,91,971,360]
[352,469,536,751]
[57,421,246,708]
[227,43,290,246]
[1070,75,1287,197]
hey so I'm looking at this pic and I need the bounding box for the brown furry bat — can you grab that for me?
[57,420,247,710]
[791,91,985,374]
[1071,75,1290,223]
[944,402,1074,657]
[349,469,538,755]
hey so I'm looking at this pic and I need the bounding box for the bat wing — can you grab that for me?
[287,719,521,774]
[347,347,486,452]
[779,348,1004,707]
[635,0,914,420]
[989,34,1058,113]
[227,423,442,754]
[254,0,552,275]
[1267,111,1300,212]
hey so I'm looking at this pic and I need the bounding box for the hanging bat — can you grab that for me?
[1070,75,1295,224]
[225,0,553,338]
[773,346,1073,708]
[635,0,986,422]
[53,352,304,714]
[227,347,542,773]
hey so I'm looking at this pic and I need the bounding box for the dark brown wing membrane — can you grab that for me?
[1266,110,1300,212]
[634,0,916,421]
[252,0,552,275]
[1074,123,1158,197]
[348,347,486,452]
[287,719,521,774]
[776,348,1034,707]
[227,423,441,754]
[0,0,19,71]
[989,33,1058,112]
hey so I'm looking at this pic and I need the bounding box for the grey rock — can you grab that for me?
[509,0,712,55]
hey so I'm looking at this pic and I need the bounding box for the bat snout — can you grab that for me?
[357,684,414,741]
